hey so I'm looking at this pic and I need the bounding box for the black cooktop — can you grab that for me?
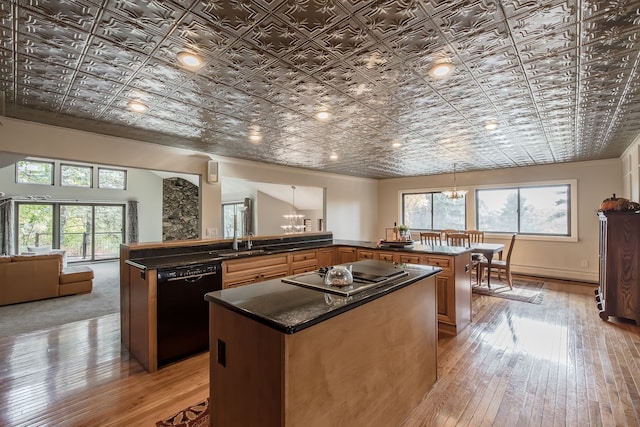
[282,263,408,296]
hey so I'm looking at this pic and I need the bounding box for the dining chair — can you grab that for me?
[441,229,458,241]
[465,230,485,280]
[420,231,441,245]
[446,232,470,248]
[479,234,517,289]
[465,230,484,243]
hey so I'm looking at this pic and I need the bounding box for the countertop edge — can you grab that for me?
[205,265,442,334]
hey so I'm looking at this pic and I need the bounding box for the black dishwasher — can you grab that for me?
[156,262,222,366]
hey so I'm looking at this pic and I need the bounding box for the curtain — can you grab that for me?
[0,200,14,255]
[127,200,139,244]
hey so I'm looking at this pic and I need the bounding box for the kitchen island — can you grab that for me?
[205,260,441,427]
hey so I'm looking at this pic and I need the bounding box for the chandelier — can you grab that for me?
[281,186,305,233]
[442,164,467,200]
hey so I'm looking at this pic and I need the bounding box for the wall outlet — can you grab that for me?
[581,259,589,268]
[206,227,217,237]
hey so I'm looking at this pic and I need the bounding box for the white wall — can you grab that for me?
[1,117,379,241]
[622,133,640,202]
[378,159,623,282]
[219,157,378,241]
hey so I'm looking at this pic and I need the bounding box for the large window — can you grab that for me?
[476,184,570,236]
[402,192,466,231]
[15,160,54,185]
[16,202,125,261]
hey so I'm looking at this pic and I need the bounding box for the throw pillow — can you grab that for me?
[27,245,52,254]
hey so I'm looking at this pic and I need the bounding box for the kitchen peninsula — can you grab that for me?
[120,232,472,372]
[206,259,441,427]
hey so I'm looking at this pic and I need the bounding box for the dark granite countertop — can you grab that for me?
[333,239,473,256]
[125,238,471,271]
[205,259,441,334]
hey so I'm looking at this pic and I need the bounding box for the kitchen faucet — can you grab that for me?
[247,232,254,250]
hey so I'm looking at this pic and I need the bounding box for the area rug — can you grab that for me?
[472,278,546,304]
[157,398,209,427]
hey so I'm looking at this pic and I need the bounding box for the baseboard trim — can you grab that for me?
[512,264,598,284]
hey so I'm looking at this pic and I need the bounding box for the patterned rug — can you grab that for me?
[156,398,209,427]
[472,278,546,304]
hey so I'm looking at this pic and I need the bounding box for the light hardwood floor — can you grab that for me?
[0,276,638,426]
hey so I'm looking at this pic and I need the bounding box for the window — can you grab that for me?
[16,160,54,185]
[98,167,126,189]
[16,202,124,261]
[476,184,570,236]
[402,192,466,231]
[222,202,245,239]
[61,164,92,187]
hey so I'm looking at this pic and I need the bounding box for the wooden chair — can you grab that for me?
[440,229,458,241]
[479,234,517,289]
[446,232,470,248]
[420,231,441,245]
[465,230,485,281]
[465,230,484,243]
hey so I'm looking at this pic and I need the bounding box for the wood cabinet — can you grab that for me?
[336,246,357,263]
[357,248,376,260]
[597,212,640,324]
[222,253,290,289]
[209,273,437,427]
[290,249,318,275]
[317,247,336,268]
[376,251,398,262]
[424,254,471,335]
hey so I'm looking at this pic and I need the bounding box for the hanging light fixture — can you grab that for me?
[281,186,305,233]
[442,163,467,200]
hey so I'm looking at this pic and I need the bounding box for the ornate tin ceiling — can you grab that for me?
[1,0,640,179]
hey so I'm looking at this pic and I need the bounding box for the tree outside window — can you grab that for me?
[403,192,465,231]
[476,185,569,235]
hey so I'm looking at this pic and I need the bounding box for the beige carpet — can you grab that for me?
[0,260,119,337]
[472,277,546,304]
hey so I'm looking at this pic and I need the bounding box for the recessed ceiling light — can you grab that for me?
[484,121,498,130]
[392,141,402,148]
[428,61,455,79]
[249,133,262,143]
[316,110,331,121]
[330,153,338,160]
[177,51,204,68]
[127,100,148,113]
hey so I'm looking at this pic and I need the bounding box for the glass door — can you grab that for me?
[16,203,54,253]
[94,205,124,260]
[60,205,93,261]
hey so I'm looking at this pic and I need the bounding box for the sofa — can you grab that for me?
[0,253,94,306]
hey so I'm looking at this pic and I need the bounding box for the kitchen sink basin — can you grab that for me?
[217,249,266,258]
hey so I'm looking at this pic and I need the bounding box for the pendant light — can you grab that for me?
[442,163,467,200]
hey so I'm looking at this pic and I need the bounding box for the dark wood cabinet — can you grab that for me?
[597,211,640,323]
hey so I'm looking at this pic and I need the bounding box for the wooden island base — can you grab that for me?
[209,275,438,427]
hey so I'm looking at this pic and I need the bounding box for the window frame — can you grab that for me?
[15,160,54,185]
[60,163,93,188]
[474,179,578,242]
[98,167,127,190]
[400,190,467,232]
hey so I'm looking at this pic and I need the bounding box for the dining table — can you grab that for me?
[469,242,504,288]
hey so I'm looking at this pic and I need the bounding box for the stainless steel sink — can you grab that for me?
[217,249,265,258]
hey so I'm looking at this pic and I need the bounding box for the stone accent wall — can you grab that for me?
[163,177,199,241]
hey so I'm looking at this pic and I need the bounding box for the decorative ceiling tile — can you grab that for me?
[2,0,640,178]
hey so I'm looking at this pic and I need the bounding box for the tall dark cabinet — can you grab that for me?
[596,211,640,323]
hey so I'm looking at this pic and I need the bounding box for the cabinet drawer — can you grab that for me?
[399,254,423,264]
[376,251,398,263]
[223,253,289,275]
[291,250,317,263]
[357,249,376,260]
[425,256,452,272]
